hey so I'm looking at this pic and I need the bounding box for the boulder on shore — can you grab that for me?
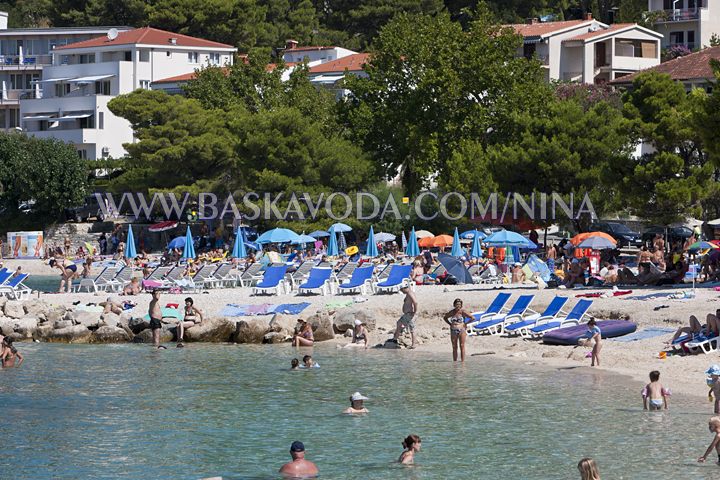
[234,318,269,344]
[128,317,150,334]
[12,316,38,338]
[333,309,376,333]
[44,324,92,343]
[74,311,102,329]
[23,299,51,317]
[0,317,15,336]
[4,300,25,319]
[91,326,132,343]
[308,312,334,341]
[268,314,298,337]
[184,318,235,343]
[134,327,174,344]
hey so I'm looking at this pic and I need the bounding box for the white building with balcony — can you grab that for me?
[19,27,236,160]
[0,12,129,132]
[647,0,720,50]
[510,14,662,83]
[281,40,356,65]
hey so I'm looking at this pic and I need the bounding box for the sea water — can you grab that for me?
[0,343,716,479]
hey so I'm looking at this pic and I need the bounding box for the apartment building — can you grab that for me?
[281,40,356,64]
[647,0,720,49]
[19,27,236,160]
[0,12,129,131]
[510,14,662,83]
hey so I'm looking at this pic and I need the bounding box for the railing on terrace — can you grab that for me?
[0,54,52,67]
[654,8,701,22]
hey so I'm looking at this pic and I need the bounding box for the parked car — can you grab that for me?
[64,195,106,222]
[590,222,642,248]
[641,226,693,248]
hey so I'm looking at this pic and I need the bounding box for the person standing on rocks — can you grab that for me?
[149,290,165,349]
[392,286,417,348]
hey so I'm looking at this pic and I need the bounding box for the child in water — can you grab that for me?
[642,370,671,410]
[290,358,300,370]
[698,416,720,464]
[578,319,601,367]
[301,355,319,368]
[707,365,720,414]
[398,435,421,464]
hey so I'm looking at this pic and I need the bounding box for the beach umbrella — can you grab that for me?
[329,222,352,233]
[405,227,420,257]
[484,230,533,248]
[338,231,347,251]
[687,241,718,251]
[401,231,408,249]
[570,231,616,246]
[432,235,454,248]
[577,236,615,250]
[292,234,317,245]
[327,229,339,256]
[125,225,137,259]
[418,236,435,248]
[375,232,396,243]
[309,230,330,238]
[461,229,486,240]
[148,221,178,232]
[257,228,301,244]
[244,241,261,251]
[181,225,195,259]
[470,230,483,258]
[231,228,247,258]
[167,236,186,250]
[438,253,473,284]
[366,226,379,257]
[415,229,434,239]
[451,228,463,257]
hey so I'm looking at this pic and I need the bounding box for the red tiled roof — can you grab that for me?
[284,46,336,53]
[564,23,634,42]
[308,53,370,74]
[153,62,296,84]
[610,45,720,84]
[54,27,234,50]
[508,20,589,38]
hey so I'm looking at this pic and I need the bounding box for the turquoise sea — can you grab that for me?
[0,343,717,479]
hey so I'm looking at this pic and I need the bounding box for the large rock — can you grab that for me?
[268,314,299,337]
[23,299,51,317]
[45,306,66,324]
[91,325,132,343]
[74,311,101,329]
[0,296,6,310]
[333,309,376,333]
[34,324,54,340]
[308,311,334,342]
[4,300,25,319]
[53,320,73,329]
[234,318,269,344]
[12,316,38,338]
[184,318,235,343]
[134,327,174,344]
[0,317,14,336]
[44,324,92,343]
[263,331,289,344]
[128,317,150,334]
[100,312,121,328]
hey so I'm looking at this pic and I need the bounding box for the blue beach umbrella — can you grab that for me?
[181,225,195,259]
[470,230,483,258]
[366,226,378,257]
[375,232,396,243]
[329,222,352,233]
[461,229,486,240]
[167,236,185,250]
[257,228,301,244]
[293,234,317,245]
[484,230,533,248]
[125,225,137,259]
[401,231,408,249]
[338,231,347,252]
[327,229,339,256]
[309,230,330,238]
[405,227,420,257]
[231,228,247,258]
[450,227,463,257]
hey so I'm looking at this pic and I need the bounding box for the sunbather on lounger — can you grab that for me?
[668,313,720,344]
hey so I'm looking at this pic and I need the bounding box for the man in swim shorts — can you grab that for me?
[148,289,165,349]
[279,441,318,477]
[393,286,417,348]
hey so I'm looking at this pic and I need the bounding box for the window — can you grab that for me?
[139,80,150,89]
[669,31,684,45]
[209,53,221,65]
[79,53,95,64]
[61,55,70,65]
[188,51,198,63]
[522,43,536,60]
[9,109,19,128]
[166,51,172,57]
[124,51,132,61]
[80,115,94,129]
[99,112,104,130]
[77,149,87,159]
[95,80,110,95]
[687,31,696,48]
[615,39,657,58]
[55,82,71,97]
[139,50,150,62]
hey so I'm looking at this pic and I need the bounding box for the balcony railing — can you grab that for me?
[654,8,701,22]
[0,54,52,67]
[0,88,40,103]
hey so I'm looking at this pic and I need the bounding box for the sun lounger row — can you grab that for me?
[465,293,594,339]
[0,268,31,300]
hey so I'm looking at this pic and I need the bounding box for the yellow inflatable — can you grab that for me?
[345,246,359,255]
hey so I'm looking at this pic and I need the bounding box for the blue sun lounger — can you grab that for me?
[504,296,568,337]
[338,266,375,295]
[469,294,535,336]
[527,299,593,339]
[0,273,31,300]
[374,264,413,294]
[252,265,288,296]
[465,293,512,329]
[297,267,334,296]
[0,269,14,287]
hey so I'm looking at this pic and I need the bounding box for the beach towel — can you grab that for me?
[74,305,104,313]
[622,292,676,301]
[611,327,675,343]
[143,307,181,321]
[575,290,632,298]
[269,302,311,315]
[325,300,354,309]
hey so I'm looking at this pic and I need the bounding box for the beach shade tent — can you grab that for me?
[432,234,454,248]
[405,228,420,257]
[438,253,473,284]
[231,228,247,258]
[470,230,483,258]
[461,230,487,240]
[167,236,186,250]
[125,225,137,259]
[181,225,195,260]
[148,221,178,232]
[292,234,318,245]
[577,236,616,250]
[418,236,436,248]
[257,228,302,245]
[327,229,339,256]
[401,231,408,249]
[415,230,434,239]
[328,223,353,233]
[366,226,379,257]
[569,231,616,246]
[451,228,463,257]
[375,232,396,243]
[309,230,330,238]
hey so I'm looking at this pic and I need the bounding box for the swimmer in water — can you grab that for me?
[279,441,318,478]
[1,337,23,367]
[343,392,369,414]
[398,434,421,464]
[291,358,300,370]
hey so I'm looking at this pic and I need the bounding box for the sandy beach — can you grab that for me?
[9,257,718,402]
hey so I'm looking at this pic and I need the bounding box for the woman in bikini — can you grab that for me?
[443,298,473,362]
[1,337,23,367]
[293,319,314,347]
[49,258,79,293]
[177,297,203,347]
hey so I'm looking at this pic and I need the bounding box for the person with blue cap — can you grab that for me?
[279,441,318,477]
